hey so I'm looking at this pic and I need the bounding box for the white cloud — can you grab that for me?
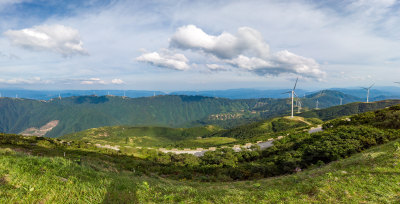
[170,25,325,79]
[80,78,106,85]
[170,25,270,59]
[0,77,51,84]
[206,64,226,70]
[136,51,189,70]
[4,24,88,57]
[111,78,124,84]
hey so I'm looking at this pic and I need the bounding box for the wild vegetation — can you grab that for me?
[2,130,400,203]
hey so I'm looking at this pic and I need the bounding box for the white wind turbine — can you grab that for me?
[297,100,302,113]
[314,90,323,109]
[283,78,299,118]
[362,83,374,103]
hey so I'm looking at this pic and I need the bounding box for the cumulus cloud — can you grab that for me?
[169,25,325,79]
[136,51,189,70]
[170,25,270,59]
[111,78,125,84]
[4,24,88,57]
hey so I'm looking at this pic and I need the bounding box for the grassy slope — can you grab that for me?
[60,125,225,148]
[60,116,319,148]
[1,138,400,203]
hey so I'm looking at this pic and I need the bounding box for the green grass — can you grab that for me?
[174,137,237,148]
[61,125,223,148]
[60,116,320,149]
[1,138,400,203]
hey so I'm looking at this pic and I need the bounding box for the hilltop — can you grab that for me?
[60,116,319,151]
[61,125,225,148]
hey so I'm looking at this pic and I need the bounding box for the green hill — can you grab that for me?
[206,116,322,142]
[60,115,323,149]
[61,125,224,148]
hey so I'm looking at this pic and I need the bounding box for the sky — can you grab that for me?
[0,0,400,90]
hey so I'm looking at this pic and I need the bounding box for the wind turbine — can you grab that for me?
[314,90,323,109]
[283,77,298,118]
[362,83,374,103]
[297,100,302,113]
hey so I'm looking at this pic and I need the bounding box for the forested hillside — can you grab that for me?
[299,99,400,120]
[0,95,257,137]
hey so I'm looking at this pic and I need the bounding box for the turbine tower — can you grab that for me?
[340,98,343,105]
[362,83,374,103]
[283,77,298,118]
[316,99,319,109]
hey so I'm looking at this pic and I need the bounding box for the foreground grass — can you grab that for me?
[1,138,400,203]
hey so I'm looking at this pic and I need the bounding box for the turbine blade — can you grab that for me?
[369,83,375,89]
[293,92,298,97]
[282,91,292,94]
[293,77,298,90]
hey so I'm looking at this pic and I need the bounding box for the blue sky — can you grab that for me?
[0,0,400,90]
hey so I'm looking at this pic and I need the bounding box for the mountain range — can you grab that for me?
[1,89,399,138]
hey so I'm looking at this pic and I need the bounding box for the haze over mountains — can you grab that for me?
[1,86,400,100]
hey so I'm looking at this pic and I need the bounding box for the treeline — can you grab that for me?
[299,100,400,121]
[205,117,319,141]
